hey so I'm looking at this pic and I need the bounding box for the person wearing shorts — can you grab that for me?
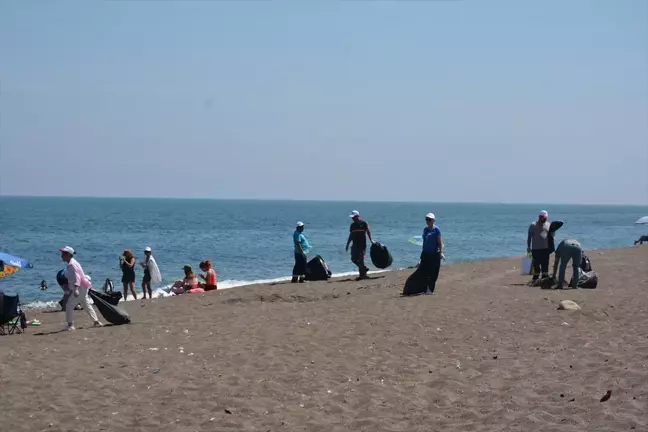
[345,210,374,280]
[120,249,137,300]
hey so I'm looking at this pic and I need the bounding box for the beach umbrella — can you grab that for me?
[0,262,20,279]
[635,216,648,225]
[0,252,33,269]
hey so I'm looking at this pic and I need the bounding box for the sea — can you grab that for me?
[1,197,646,309]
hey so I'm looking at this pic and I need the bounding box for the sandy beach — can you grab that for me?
[1,247,647,432]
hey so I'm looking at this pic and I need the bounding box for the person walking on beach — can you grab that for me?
[292,221,310,283]
[59,246,102,331]
[421,213,445,295]
[527,210,552,280]
[140,247,162,299]
[346,210,374,280]
[552,238,583,289]
[120,249,138,300]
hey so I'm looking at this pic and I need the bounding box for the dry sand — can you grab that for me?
[1,247,647,432]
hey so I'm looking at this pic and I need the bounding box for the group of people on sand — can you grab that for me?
[527,210,585,290]
[169,261,218,295]
[44,208,617,331]
[118,248,218,299]
[53,246,220,331]
[293,210,446,295]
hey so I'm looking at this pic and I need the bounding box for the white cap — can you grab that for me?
[144,247,152,252]
[349,210,360,218]
[59,246,75,255]
[539,210,549,218]
[296,221,304,227]
[426,213,436,220]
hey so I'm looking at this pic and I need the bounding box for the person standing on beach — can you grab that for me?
[346,210,374,280]
[120,249,138,300]
[421,213,445,294]
[59,246,102,331]
[527,210,552,280]
[552,238,583,289]
[292,221,310,283]
[140,247,162,299]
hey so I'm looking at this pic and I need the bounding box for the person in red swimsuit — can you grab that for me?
[199,260,218,291]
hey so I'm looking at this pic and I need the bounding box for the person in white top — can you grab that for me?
[60,246,102,331]
[140,247,162,299]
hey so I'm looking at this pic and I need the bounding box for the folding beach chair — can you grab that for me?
[0,293,27,335]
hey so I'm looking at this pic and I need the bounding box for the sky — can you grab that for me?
[0,0,647,205]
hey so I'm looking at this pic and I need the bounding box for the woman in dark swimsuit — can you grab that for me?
[120,249,138,300]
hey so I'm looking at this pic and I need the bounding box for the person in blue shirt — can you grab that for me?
[421,213,445,294]
[292,221,310,283]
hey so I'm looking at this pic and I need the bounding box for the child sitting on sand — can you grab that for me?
[171,265,199,295]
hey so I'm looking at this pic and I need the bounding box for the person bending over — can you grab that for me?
[635,235,648,245]
[552,238,583,290]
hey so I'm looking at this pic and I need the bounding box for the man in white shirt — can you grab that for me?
[60,246,102,331]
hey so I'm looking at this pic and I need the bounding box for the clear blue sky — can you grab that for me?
[1,0,647,204]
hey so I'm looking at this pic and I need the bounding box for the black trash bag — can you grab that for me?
[578,271,598,289]
[91,289,122,306]
[402,267,426,296]
[88,289,131,325]
[370,242,393,269]
[580,254,592,272]
[102,279,115,293]
[305,255,333,281]
[548,220,564,253]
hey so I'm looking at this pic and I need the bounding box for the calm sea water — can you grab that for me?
[1,197,646,308]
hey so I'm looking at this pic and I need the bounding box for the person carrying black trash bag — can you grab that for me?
[291,221,310,283]
[346,210,374,280]
[420,213,445,295]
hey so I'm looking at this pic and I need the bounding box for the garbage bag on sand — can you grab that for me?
[305,255,332,281]
[88,289,131,325]
[90,289,122,306]
[578,271,598,289]
[370,242,393,269]
[402,268,426,296]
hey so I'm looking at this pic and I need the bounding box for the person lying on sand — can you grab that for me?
[198,260,217,291]
[634,235,648,245]
[171,265,199,295]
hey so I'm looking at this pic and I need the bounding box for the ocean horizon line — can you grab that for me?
[2,194,647,208]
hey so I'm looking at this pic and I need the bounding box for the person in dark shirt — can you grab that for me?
[345,210,374,280]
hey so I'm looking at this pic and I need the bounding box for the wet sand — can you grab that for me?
[1,247,647,432]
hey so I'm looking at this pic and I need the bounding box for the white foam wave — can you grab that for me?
[23,269,392,309]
